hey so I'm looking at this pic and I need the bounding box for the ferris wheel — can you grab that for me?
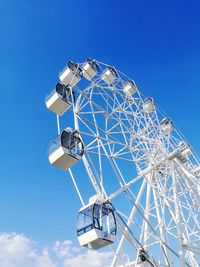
[45,59,200,267]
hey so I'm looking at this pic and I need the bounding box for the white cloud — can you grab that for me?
[0,232,56,267]
[0,232,113,267]
[63,249,114,267]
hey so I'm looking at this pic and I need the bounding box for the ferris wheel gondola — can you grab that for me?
[123,80,137,96]
[160,117,174,132]
[45,82,72,115]
[143,97,155,112]
[101,66,117,84]
[48,128,84,170]
[77,195,117,250]
[82,58,99,80]
[59,61,83,87]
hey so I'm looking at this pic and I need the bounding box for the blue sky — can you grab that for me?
[0,0,200,265]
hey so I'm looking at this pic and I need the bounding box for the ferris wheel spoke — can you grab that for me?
[143,173,152,248]
[154,172,200,265]
[123,187,192,266]
[77,113,133,151]
[111,179,147,267]
[68,168,85,206]
[122,188,179,267]
[151,181,173,265]
[172,161,188,266]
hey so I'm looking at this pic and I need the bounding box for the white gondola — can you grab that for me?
[123,80,137,96]
[101,67,117,84]
[45,83,72,115]
[48,128,84,170]
[143,97,155,112]
[82,58,99,81]
[77,196,117,250]
[172,141,192,163]
[178,141,192,156]
[160,118,173,132]
[59,61,83,87]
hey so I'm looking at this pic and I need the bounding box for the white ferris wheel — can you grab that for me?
[45,59,200,267]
